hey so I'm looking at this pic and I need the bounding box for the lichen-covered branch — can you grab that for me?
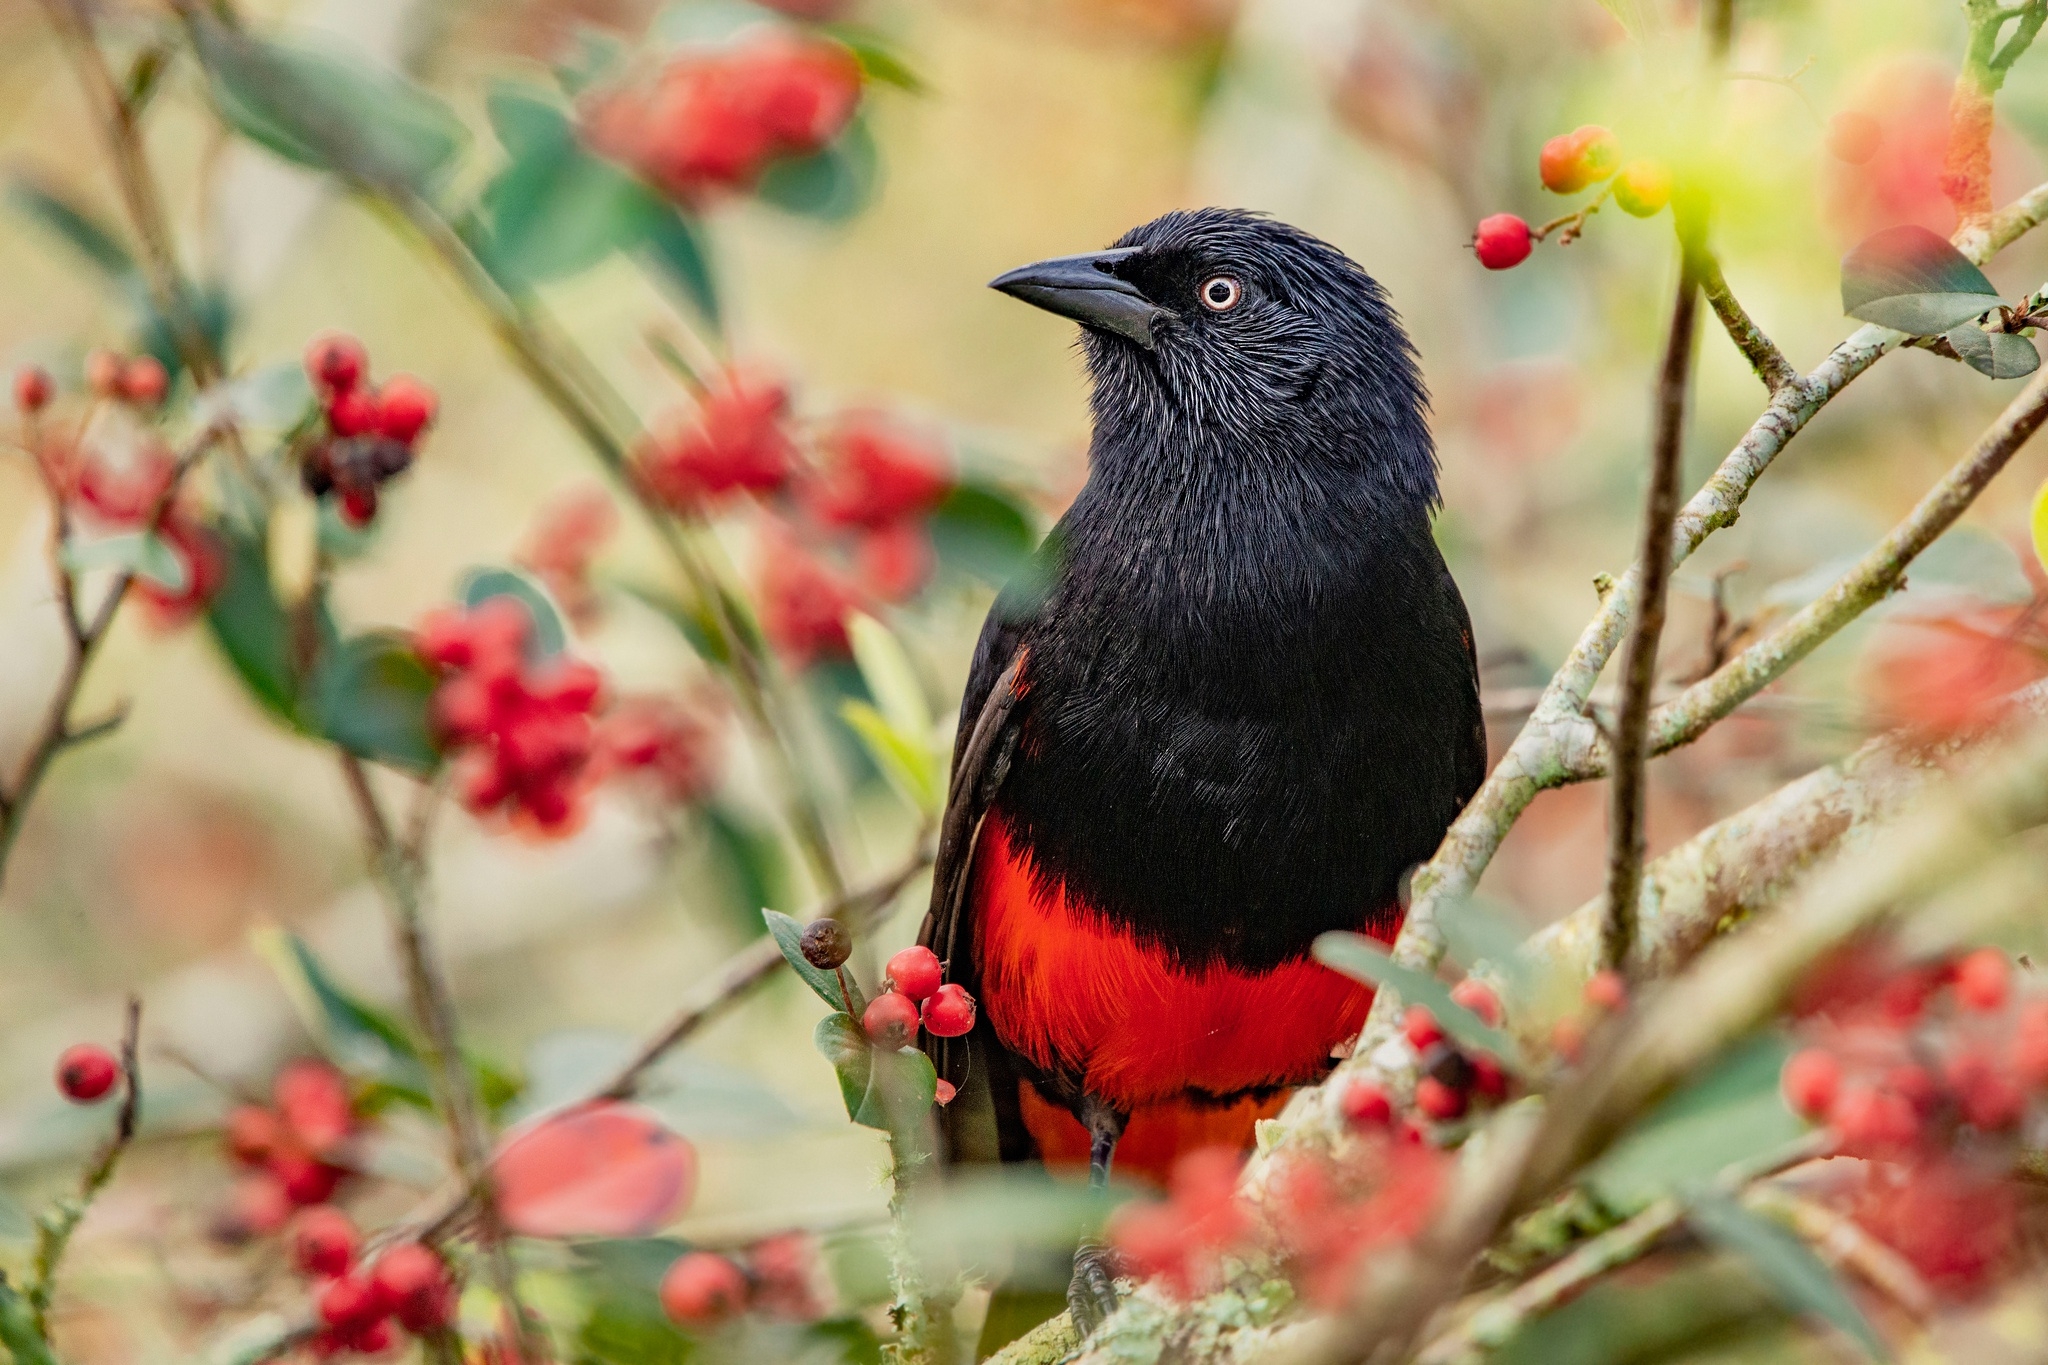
[1946,0,2047,222]
[1699,252,1798,393]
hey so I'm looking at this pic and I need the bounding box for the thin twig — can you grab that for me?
[1604,211,1705,975]
[28,995,141,1335]
[1698,253,1799,393]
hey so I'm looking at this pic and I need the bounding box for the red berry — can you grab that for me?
[1886,1063,1939,1115]
[799,413,953,529]
[921,982,977,1038]
[1584,970,1628,1013]
[2015,1000,2048,1087]
[305,332,368,395]
[224,1171,293,1238]
[934,1079,957,1105]
[1954,948,2011,1012]
[1539,124,1620,193]
[371,1243,453,1333]
[120,355,169,407]
[886,946,944,1002]
[1830,1084,1920,1156]
[346,1318,394,1355]
[1403,1005,1444,1051]
[1339,1078,1393,1130]
[276,1058,354,1153]
[1449,978,1502,1028]
[1472,213,1533,270]
[862,991,920,1049]
[225,1104,284,1166]
[1612,159,1672,217]
[1414,1076,1468,1121]
[376,375,437,444]
[15,365,53,413]
[1471,1054,1509,1101]
[1549,1016,1586,1063]
[339,486,379,527]
[291,1205,359,1277]
[1945,1048,2026,1130]
[84,349,123,398]
[1780,1048,1840,1120]
[317,1273,381,1329]
[660,1251,750,1329]
[56,1043,119,1103]
[1826,110,1882,165]
[272,1152,344,1206]
[328,389,380,438]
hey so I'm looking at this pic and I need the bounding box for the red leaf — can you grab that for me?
[492,1102,697,1238]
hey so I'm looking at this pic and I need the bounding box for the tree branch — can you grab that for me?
[28,996,140,1336]
[1698,252,1799,394]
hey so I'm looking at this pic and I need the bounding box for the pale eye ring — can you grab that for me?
[1198,275,1242,312]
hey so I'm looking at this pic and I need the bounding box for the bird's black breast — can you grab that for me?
[984,473,1486,975]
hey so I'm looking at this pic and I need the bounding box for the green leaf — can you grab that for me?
[1946,322,2042,378]
[1688,1192,1891,1361]
[196,360,316,431]
[482,86,656,285]
[853,1042,936,1133]
[136,282,233,384]
[840,699,940,815]
[815,1012,873,1122]
[846,612,930,739]
[0,1276,58,1365]
[1842,225,2002,335]
[764,908,864,1015]
[905,1169,1131,1284]
[1312,931,1527,1074]
[8,175,138,281]
[702,802,791,932]
[460,566,568,659]
[754,115,877,222]
[186,14,466,193]
[636,206,720,325]
[929,481,1037,586]
[823,25,927,93]
[1582,1035,1804,1213]
[203,517,333,727]
[62,530,188,592]
[311,631,442,775]
[571,1237,701,1364]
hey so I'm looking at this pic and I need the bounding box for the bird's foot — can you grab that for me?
[1067,1241,1124,1337]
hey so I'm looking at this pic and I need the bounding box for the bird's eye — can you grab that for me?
[1198,276,1242,312]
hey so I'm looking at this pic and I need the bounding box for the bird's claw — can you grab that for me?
[1067,1241,1124,1337]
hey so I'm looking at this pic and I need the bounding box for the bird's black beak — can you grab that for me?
[989,248,1168,350]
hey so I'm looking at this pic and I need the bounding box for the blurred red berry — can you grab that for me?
[275,1058,354,1154]
[801,413,953,529]
[273,1152,345,1207]
[749,1231,824,1321]
[1539,124,1620,193]
[934,1079,957,1105]
[518,484,618,627]
[597,695,721,805]
[1472,214,1532,270]
[1339,1078,1393,1130]
[371,1243,454,1333]
[120,355,168,407]
[1584,970,1628,1013]
[756,536,862,667]
[1471,1054,1508,1101]
[1826,110,1883,165]
[15,365,53,413]
[1781,1048,1841,1119]
[660,1251,750,1329]
[863,990,920,1048]
[317,1273,381,1330]
[636,368,796,512]
[226,1104,285,1166]
[1448,978,1502,1028]
[224,1171,294,1239]
[134,515,225,630]
[1831,1084,1920,1156]
[886,946,944,1002]
[1413,1077,1467,1121]
[328,389,381,438]
[346,1318,394,1356]
[1402,1005,1444,1050]
[56,1043,119,1103]
[75,446,175,527]
[84,349,123,398]
[291,1205,359,1278]
[305,332,368,395]
[2015,1000,2048,1086]
[1611,158,1672,217]
[376,375,437,445]
[1953,948,2011,1012]
[1549,1016,1586,1062]
[921,982,976,1038]
[854,520,935,603]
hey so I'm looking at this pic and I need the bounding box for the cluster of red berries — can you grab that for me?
[1471,124,1672,271]
[658,1232,825,1332]
[596,693,723,806]
[516,484,619,628]
[217,1059,359,1237]
[415,598,604,833]
[298,333,437,528]
[288,1206,457,1357]
[582,32,862,202]
[859,945,977,1058]
[1108,1147,1252,1299]
[55,1042,120,1103]
[12,351,170,412]
[1336,978,1515,1128]
[633,364,955,666]
[1781,944,2046,1293]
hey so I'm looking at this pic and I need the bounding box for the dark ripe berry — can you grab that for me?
[225,1104,284,1166]
[934,1079,957,1105]
[346,1318,393,1355]
[56,1043,119,1103]
[14,365,53,413]
[301,445,336,497]
[316,1273,381,1329]
[120,356,169,407]
[1826,110,1882,165]
[84,349,124,398]
[305,332,367,395]
[1472,214,1533,270]
[290,1205,359,1278]
[1612,159,1672,217]
[1449,978,1502,1027]
[1539,124,1620,193]
[1414,1077,1468,1121]
[1403,1005,1444,1051]
[921,982,977,1038]
[1583,970,1628,1013]
[799,918,852,970]
[328,389,380,438]
[1953,948,2011,1012]
[1424,1043,1475,1091]
[862,991,919,1049]
[1780,1047,1840,1119]
[660,1251,750,1329]
[376,375,436,445]
[1339,1078,1393,1130]
[886,945,944,1002]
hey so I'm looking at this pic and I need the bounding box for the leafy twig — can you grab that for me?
[28,996,141,1336]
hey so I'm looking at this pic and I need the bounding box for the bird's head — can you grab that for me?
[991,208,1436,505]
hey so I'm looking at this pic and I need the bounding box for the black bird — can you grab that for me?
[917,207,1486,1344]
